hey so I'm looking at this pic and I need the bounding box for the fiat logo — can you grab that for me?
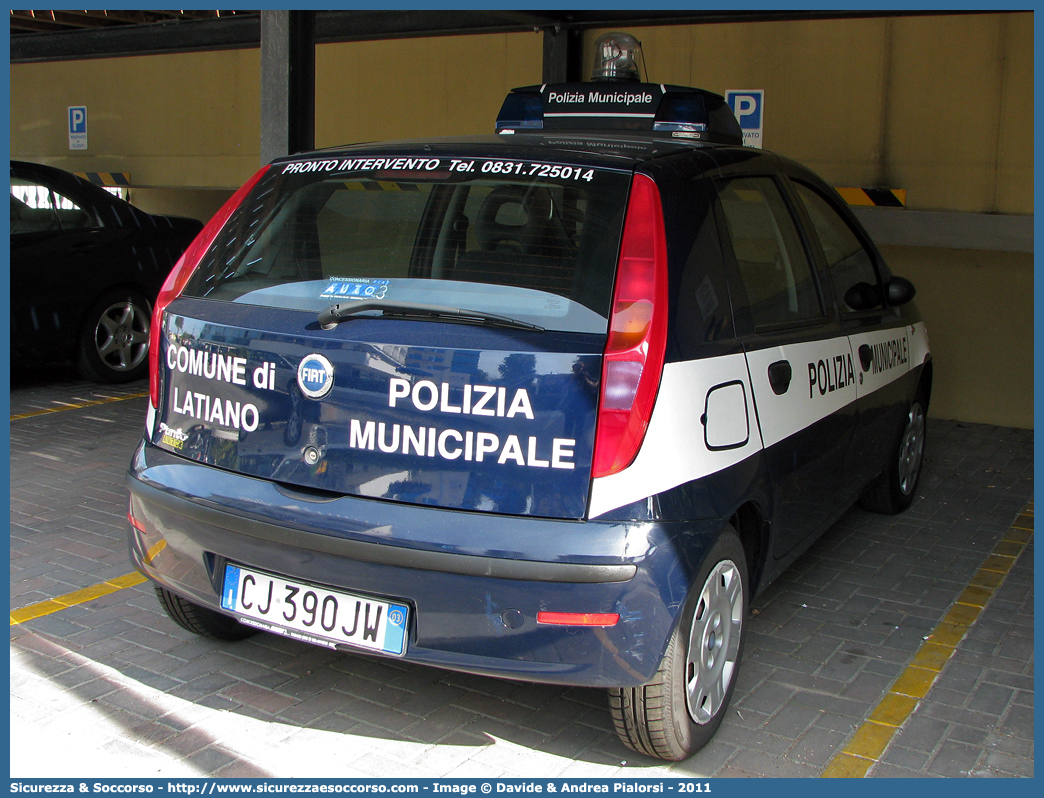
[297,354,335,399]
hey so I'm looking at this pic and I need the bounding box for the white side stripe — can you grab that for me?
[588,325,929,519]
[908,322,930,373]
[745,337,857,449]
[588,354,759,518]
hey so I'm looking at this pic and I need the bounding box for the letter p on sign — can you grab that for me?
[68,105,88,150]
[725,91,764,149]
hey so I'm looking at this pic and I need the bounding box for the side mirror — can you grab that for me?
[887,276,916,306]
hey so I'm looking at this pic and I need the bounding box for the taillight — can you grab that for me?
[591,173,669,478]
[148,165,271,408]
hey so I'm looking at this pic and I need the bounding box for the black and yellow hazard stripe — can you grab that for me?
[75,171,131,187]
[835,187,906,207]
[344,180,422,192]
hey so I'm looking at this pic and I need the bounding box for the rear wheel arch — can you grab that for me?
[730,501,768,598]
[917,359,933,413]
[609,523,748,760]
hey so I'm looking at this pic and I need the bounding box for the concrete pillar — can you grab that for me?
[260,10,315,165]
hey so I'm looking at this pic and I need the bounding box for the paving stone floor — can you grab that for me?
[8,368,1034,778]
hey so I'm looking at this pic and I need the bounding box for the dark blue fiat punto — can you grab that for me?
[128,35,931,760]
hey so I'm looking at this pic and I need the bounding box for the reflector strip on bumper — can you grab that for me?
[537,611,620,626]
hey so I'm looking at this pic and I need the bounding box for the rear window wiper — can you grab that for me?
[318,299,545,332]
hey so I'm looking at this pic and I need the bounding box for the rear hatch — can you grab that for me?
[151,146,633,520]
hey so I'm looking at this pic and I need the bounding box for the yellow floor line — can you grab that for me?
[10,572,148,625]
[10,391,148,421]
[10,540,165,626]
[821,503,1033,777]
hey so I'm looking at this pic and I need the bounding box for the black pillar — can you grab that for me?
[542,26,583,84]
[260,10,315,165]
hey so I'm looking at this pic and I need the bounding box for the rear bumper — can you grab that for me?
[127,440,725,687]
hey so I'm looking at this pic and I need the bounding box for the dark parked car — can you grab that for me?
[127,35,931,760]
[10,160,203,382]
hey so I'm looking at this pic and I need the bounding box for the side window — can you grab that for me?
[10,177,95,233]
[718,177,823,328]
[11,179,58,234]
[794,182,882,313]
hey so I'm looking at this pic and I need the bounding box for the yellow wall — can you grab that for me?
[315,33,543,146]
[10,49,262,190]
[10,16,1030,211]
[883,247,1033,428]
[589,12,1033,214]
[9,31,543,190]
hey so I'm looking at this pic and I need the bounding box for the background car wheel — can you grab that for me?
[77,288,152,383]
[860,394,927,514]
[154,585,257,641]
[609,527,748,760]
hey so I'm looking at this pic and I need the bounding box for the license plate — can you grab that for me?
[220,564,408,656]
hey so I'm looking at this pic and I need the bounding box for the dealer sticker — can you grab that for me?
[320,277,390,301]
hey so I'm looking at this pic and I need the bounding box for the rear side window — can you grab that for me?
[793,182,883,313]
[182,157,630,334]
[11,177,97,233]
[717,177,823,328]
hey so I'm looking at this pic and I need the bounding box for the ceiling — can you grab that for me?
[9,9,257,35]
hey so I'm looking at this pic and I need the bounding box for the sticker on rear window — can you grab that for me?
[320,278,390,301]
[282,157,443,174]
[448,160,595,182]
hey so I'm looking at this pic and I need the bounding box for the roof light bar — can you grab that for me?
[496,82,741,143]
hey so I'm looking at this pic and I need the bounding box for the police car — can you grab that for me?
[127,34,930,760]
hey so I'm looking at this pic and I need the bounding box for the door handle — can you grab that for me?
[858,344,873,372]
[767,360,792,395]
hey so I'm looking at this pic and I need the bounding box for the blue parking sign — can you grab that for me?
[68,105,87,150]
[725,90,764,149]
[69,106,86,133]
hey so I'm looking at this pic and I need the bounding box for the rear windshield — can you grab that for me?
[183,154,632,333]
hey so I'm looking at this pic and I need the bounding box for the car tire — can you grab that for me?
[859,395,927,515]
[609,527,747,760]
[154,585,258,641]
[77,288,152,383]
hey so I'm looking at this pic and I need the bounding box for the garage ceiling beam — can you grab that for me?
[10,9,982,63]
[11,14,262,61]
[8,9,250,37]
